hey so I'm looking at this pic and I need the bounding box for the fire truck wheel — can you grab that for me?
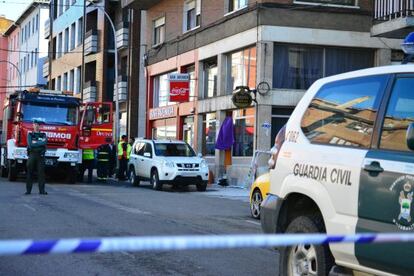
[7,160,17,182]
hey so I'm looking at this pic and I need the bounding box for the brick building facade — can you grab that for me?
[123,0,402,185]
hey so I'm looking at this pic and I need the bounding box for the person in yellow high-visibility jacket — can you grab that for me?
[80,148,95,183]
[117,135,131,181]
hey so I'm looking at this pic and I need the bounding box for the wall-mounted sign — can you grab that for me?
[262,121,272,137]
[169,73,190,102]
[149,105,178,120]
[232,87,253,108]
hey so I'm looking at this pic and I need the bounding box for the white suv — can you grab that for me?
[261,65,414,275]
[128,139,209,191]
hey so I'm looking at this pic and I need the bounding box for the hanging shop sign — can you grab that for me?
[232,87,253,108]
[169,73,190,102]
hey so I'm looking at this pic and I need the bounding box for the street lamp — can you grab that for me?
[0,60,22,91]
[84,0,120,148]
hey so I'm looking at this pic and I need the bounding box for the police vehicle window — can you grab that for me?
[301,75,388,148]
[380,77,414,152]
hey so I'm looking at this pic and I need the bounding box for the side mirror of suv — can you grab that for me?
[143,152,152,158]
[407,123,414,151]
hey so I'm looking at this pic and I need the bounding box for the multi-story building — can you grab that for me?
[123,0,402,185]
[5,0,49,92]
[45,0,142,137]
[0,16,14,124]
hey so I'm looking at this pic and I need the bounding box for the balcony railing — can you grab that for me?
[114,76,127,102]
[374,0,414,21]
[42,60,49,78]
[84,30,98,55]
[44,19,50,39]
[116,22,129,49]
[83,80,97,102]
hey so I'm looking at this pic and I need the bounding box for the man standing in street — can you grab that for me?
[26,120,48,195]
[80,148,94,183]
[96,138,112,182]
[117,135,131,181]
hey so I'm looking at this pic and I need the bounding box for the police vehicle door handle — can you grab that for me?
[363,161,384,173]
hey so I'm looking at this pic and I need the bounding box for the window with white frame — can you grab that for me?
[70,23,76,50]
[63,73,68,90]
[228,46,256,93]
[183,0,200,32]
[202,113,217,156]
[233,108,255,157]
[185,65,196,100]
[272,44,374,90]
[64,28,69,53]
[77,18,83,46]
[69,70,74,92]
[57,32,63,58]
[203,59,217,99]
[228,0,248,13]
[153,71,176,107]
[153,17,165,46]
[56,76,62,90]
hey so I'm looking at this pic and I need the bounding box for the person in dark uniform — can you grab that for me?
[96,138,112,182]
[108,140,116,178]
[26,120,48,195]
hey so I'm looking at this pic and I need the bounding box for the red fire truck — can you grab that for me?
[0,89,113,183]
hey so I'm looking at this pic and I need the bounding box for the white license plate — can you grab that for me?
[181,172,197,177]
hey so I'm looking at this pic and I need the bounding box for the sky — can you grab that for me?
[0,0,33,22]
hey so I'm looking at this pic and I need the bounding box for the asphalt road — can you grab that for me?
[0,178,279,276]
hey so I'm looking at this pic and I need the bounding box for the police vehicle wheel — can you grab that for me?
[151,169,162,191]
[280,215,334,276]
[129,167,140,187]
[250,189,262,219]
[7,160,17,182]
[196,181,207,192]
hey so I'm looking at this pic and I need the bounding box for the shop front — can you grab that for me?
[149,105,178,140]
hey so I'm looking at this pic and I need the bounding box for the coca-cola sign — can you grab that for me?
[169,73,190,102]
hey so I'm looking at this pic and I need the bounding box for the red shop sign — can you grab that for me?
[169,73,190,102]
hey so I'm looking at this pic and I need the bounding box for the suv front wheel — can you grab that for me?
[279,215,334,276]
[196,181,207,192]
[151,169,162,191]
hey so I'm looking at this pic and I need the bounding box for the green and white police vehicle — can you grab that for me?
[261,64,414,275]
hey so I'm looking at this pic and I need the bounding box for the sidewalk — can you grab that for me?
[201,184,251,203]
